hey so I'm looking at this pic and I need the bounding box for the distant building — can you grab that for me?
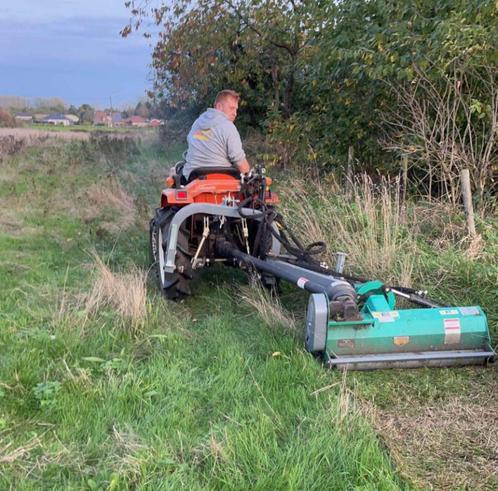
[93,110,111,126]
[129,115,148,127]
[65,114,80,124]
[94,110,123,127]
[149,119,163,127]
[41,113,71,126]
[112,112,123,126]
[14,112,33,123]
[33,113,48,123]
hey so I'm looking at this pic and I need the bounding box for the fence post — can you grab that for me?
[400,155,408,204]
[346,146,354,195]
[460,168,476,238]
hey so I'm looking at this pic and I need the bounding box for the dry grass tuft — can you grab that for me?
[83,176,136,233]
[85,253,148,331]
[0,435,42,464]
[279,175,417,285]
[238,281,297,332]
[110,425,151,481]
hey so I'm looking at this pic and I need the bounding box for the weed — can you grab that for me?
[33,381,62,409]
[279,174,417,285]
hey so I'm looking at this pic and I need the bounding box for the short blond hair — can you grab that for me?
[214,89,240,105]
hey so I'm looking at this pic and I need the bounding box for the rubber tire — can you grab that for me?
[149,208,193,300]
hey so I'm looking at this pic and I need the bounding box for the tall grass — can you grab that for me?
[238,280,298,333]
[279,174,417,285]
[85,252,148,331]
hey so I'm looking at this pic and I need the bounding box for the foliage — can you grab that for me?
[32,97,67,113]
[78,103,95,123]
[0,108,16,127]
[33,381,62,409]
[125,0,498,198]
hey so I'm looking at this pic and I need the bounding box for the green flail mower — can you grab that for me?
[150,165,496,370]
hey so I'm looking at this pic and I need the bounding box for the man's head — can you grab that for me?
[214,89,240,122]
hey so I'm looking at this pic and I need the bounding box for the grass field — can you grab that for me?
[0,137,496,489]
[26,124,158,134]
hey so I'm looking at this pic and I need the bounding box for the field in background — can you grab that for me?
[0,136,496,489]
[0,126,154,139]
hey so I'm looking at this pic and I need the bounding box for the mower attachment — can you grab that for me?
[306,289,495,370]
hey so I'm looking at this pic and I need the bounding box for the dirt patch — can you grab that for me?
[372,373,498,490]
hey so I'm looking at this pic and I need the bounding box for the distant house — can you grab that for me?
[94,111,123,127]
[42,113,71,126]
[65,114,80,124]
[14,112,33,123]
[129,115,148,127]
[149,119,163,127]
[93,110,110,126]
[112,112,123,126]
[33,113,48,123]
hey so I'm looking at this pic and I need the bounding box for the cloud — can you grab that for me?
[0,0,134,22]
[0,14,155,107]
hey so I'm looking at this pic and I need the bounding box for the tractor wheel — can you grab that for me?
[150,208,194,300]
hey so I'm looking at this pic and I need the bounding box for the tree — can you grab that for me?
[123,0,319,123]
[34,97,66,112]
[0,108,16,127]
[134,100,150,118]
[78,104,95,124]
[123,0,498,189]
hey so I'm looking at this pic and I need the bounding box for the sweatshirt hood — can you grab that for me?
[196,108,229,129]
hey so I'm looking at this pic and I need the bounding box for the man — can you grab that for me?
[182,89,250,180]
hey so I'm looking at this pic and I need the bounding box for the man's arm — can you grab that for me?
[235,158,250,174]
[225,122,249,173]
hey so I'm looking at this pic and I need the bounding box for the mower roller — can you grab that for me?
[150,164,495,370]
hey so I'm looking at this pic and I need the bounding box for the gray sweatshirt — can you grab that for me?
[183,108,246,179]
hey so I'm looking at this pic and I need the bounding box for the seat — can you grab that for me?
[187,166,240,182]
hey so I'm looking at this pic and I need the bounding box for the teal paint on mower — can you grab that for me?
[305,280,495,370]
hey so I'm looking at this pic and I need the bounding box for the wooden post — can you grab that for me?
[346,146,354,195]
[460,169,476,238]
[400,155,408,205]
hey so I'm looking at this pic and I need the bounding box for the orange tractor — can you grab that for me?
[149,165,283,299]
[149,165,495,370]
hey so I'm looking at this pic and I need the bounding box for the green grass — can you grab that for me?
[0,140,408,489]
[1,138,497,489]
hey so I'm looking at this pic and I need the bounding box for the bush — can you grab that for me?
[0,108,16,128]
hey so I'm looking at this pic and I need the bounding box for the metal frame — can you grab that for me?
[326,349,496,370]
[163,203,280,273]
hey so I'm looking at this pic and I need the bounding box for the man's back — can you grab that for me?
[183,108,246,179]
[183,91,248,179]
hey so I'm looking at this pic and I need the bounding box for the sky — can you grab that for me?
[0,0,157,108]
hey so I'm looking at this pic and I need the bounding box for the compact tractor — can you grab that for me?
[150,164,495,370]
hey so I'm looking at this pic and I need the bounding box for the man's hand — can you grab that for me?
[236,158,250,175]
